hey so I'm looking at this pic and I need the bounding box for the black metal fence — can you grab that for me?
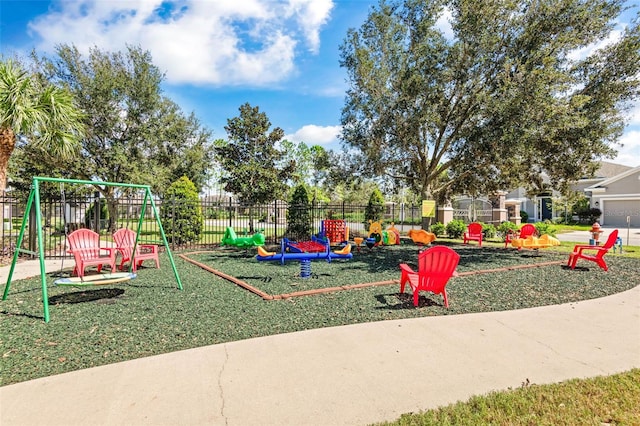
[0,193,424,261]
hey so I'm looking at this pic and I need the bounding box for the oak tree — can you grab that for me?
[340,0,640,200]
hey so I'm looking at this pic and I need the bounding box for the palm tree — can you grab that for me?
[0,58,84,194]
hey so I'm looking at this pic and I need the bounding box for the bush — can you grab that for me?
[576,207,602,224]
[161,176,203,245]
[482,223,497,239]
[520,211,529,223]
[497,221,519,240]
[364,188,384,231]
[287,185,312,240]
[205,208,221,220]
[445,219,466,239]
[84,200,109,229]
[534,221,557,237]
[430,222,445,237]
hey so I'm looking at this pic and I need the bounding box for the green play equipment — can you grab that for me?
[220,226,265,248]
[2,177,183,322]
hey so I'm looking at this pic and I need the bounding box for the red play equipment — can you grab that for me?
[320,220,349,245]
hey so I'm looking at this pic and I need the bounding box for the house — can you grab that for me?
[584,165,640,227]
[504,161,638,224]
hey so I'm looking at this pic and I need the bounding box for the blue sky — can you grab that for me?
[1,0,639,167]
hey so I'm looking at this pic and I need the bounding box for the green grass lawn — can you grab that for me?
[377,369,640,426]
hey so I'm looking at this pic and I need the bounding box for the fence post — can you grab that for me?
[228,197,232,228]
[411,204,415,227]
[273,200,277,245]
[28,204,36,258]
[171,195,176,251]
[342,201,345,220]
[93,191,100,233]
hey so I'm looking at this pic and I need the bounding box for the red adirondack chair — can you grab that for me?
[66,229,117,278]
[463,222,483,246]
[567,229,619,271]
[113,228,160,272]
[399,245,460,307]
[519,224,537,238]
[505,223,537,248]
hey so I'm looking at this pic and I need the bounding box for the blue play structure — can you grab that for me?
[256,237,353,278]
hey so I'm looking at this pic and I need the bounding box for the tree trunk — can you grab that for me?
[0,127,17,194]
[0,127,17,230]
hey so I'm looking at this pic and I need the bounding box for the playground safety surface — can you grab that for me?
[179,250,564,300]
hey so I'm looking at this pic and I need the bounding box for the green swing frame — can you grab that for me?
[2,177,183,322]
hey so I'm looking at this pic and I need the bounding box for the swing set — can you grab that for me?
[2,177,183,322]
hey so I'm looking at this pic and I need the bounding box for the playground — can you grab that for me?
[2,240,639,387]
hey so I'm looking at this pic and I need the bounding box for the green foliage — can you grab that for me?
[430,222,445,237]
[445,219,466,239]
[364,188,384,230]
[215,103,294,205]
[497,221,519,240]
[280,140,331,188]
[84,200,109,229]
[534,221,557,237]
[0,58,84,194]
[482,223,497,239]
[576,206,603,224]
[520,211,529,223]
[161,176,203,245]
[339,0,640,199]
[287,184,312,240]
[572,196,590,214]
[16,45,212,230]
[29,45,211,189]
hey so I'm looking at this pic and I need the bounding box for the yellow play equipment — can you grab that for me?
[367,221,401,245]
[407,229,437,246]
[511,234,560,250]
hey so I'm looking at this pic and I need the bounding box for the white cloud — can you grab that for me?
[285,124,341,145]
[286,0,334,53]
[436,7,454,40]
[613,129,640,167]
[27,0,333,86]
[626,102,640,126]
[567,29,622,62]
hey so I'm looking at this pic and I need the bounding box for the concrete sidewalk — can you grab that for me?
[0,258,76,283]
[2,255,639,425]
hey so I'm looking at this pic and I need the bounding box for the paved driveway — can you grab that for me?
[554,226,640,246]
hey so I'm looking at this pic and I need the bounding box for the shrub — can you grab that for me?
[161,176,203,245]
[482,223,497,239]
[497,221,518,240]
[287,185,312,240]
[364,188,384,231]
[84,200,109,229]
[520,211,529,223]
[430,222,445,237]
[586,208,602,224]
[534,221,557,237]
[445,219,466,239]
[574,205,603,224]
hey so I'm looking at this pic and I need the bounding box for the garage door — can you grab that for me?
[602,200,640,227]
